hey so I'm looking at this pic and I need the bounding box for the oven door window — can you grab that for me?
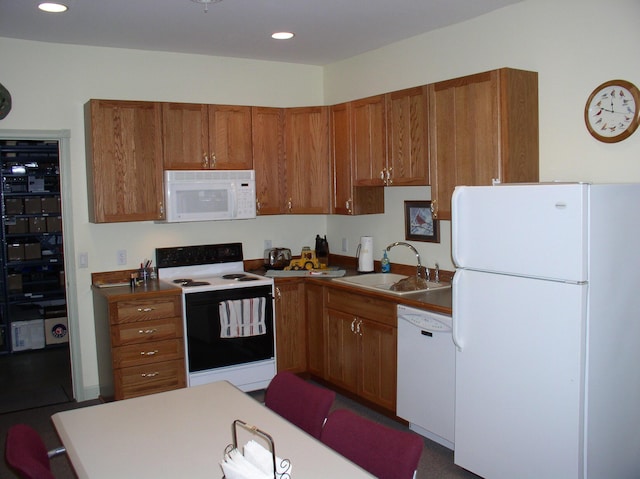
[184,285,274,372]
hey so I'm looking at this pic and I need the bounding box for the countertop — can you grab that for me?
[255,267,453,316]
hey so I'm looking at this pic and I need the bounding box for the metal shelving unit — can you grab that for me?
[0,140,67,353]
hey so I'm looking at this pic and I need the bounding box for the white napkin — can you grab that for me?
[221,447,270,479]
[220,440,292,479]
[244,440,291,477]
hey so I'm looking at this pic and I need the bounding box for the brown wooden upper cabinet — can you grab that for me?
[162,103,253,170]
[385,86,429,186]
[349,88,429,189]
[283,106,331,214]
[252,106,286,215]
[331,102,384,215]
[85,99,165,223]
[352,95,387,186]
[428,68,539,220]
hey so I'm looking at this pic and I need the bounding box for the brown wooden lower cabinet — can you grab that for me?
[93,287,186,400]
[323,286,397,412]
[274,279,307,373]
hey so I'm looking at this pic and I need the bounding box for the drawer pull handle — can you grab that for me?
[138,328,158,335]
[137,307,154,312]
[141,372,159,378]
[141,350,159,356]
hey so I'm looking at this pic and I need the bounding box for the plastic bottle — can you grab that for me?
[381,250,391,273]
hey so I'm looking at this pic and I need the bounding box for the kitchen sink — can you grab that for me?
[332,273,450,296]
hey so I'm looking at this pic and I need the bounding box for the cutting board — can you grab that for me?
[265,269,346,278]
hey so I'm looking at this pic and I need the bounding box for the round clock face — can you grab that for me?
[585,80,640,143]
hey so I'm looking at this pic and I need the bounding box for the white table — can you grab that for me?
[52,381,374,479]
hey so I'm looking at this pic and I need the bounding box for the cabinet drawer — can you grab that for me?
[111,317,183,346]
[115,360,186,400]
[112,339,184,369]
[326,287,396,326]
[114,297,181,324]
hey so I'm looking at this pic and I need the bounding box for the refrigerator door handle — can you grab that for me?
[452,271,463,352]
[451,187,462,268]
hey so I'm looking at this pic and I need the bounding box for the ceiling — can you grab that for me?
[0,0,523,66]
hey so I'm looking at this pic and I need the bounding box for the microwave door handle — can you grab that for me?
[230,187,237,218]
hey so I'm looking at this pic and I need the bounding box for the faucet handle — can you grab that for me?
[435,263,440,283]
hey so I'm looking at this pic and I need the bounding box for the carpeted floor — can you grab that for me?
[0,347,73,414]
[1,382,480,479]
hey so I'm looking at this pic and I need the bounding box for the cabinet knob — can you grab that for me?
[345,199,352,214]
[275,287,282,300]
[210,153,217,168]
[141,349,159,356]
[350,318,357,333]
[141,372,159,378]
[137,307,154,312]
[202,153,209,168]
[286,198,292,212]
[386,167,393,185]
[380,168,386,181]
[431,199,438,219]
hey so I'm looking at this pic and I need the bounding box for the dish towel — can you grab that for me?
[219,298,267,338]
[220,440,291,479]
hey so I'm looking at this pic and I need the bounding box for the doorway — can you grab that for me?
[0,130,78,411]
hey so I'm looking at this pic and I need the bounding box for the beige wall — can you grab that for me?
[1,0,639,400]
[324,0,640,272]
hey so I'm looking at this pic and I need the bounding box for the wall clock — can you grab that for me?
[584,79,640,143]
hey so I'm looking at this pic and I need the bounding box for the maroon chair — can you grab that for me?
[320,409,424,479]
[5,424,65,479]
[264,371,336,439]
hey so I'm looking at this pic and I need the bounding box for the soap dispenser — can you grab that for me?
[381,250,391,273]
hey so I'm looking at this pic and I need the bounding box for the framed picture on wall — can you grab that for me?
[404,200,439,243]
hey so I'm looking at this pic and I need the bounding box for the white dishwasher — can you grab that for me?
[396,304,455,449]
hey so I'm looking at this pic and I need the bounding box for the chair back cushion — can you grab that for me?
[5,424,55,479]
[264,371,335,439]
[321,409,423,479]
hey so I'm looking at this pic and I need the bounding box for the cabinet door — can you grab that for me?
[386,86,429,186]
[162,102,209,170]
[429,68,539,220]
[429,71,499,220]
[87,99,164,223]
[325,308,359,394]
[352,95,386,186]
[252,107,285,215]
[331,103,353,215]
[358,318,397,411]
[331,103,384,215]
[305,283,325,377]
[274,280,307,373]
[284,106,330,214]
[208,105,253,170]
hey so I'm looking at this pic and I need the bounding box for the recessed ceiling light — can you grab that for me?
[271,32,295,40]
[38,3,68,13]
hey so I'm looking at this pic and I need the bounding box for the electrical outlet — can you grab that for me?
[264,240,272,250]
[78,252,88,268]
[117,249,127,265]
[341,238,348,252]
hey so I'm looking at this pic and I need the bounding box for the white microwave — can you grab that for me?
[163,170,256,223]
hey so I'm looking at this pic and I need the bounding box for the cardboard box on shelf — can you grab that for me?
[6,217,29,234]
[24,197,43,214]
[46,216,62,232]
[5,198,24,215]
[7,273,22,293]
[44,317,68,345]
[29,217,47,233]
[7,243,24,261]
[11,319,45,352]
[41,197,61,214]
[24,243,41,260]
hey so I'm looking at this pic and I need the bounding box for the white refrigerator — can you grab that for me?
[451,183,640,479]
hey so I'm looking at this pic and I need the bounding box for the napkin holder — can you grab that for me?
[223,419,291,479]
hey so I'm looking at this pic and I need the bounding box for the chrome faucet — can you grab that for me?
[386,241,424,279]
[435,263,440,283]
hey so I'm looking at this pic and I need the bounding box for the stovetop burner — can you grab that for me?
[222,273,247,280]
[173,278,211,287]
